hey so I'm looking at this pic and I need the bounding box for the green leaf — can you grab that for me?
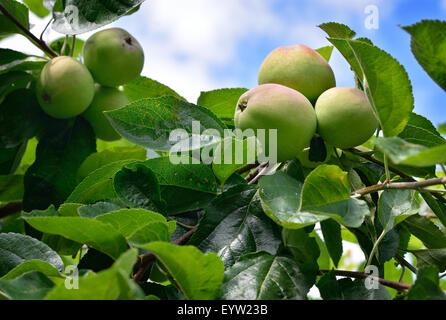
[95,209,167,235]
[143,242,224,300]
[378,189,420,233]
[1,260,62,280]
[439,123,446,135]
[78,201,124,218]
[421,192,446,229]
[305,198,370,229]
[212,136,257,185]
[320,219,343,267]
[312,230,332,269]
[122,76,185,102]
[23,118,96,211]
[398,113,445,148]
[189,184,282,267]
[67,160,136,204]
[127,222,171,247]
[132,157,218,214]
[322,34,413,137]
[282,228,320,275]
[401,215,446,249]
[411,249,446,272]
[23,216,129,259]
[45,249,139,300]
[301,165,350,208]
[77,146,146,182]
[0,71,33,104]
[315,46,334,62]
[318,22,357,39]
[258,171,369,229]
[0,0,30,36]
[384,258,414,298]
[95,208,173,245]
[407,266,446,300]
[0,89,49,149]
[0,61,45,76]
[220,252,313,300]
[113,163,166,214]
[0,174,23,202]
[50,0,144,35]
[0,233,63,277]
[375,137,446,167]
[0,140,26,175]
[15,137,37,174]
[23,0,50,18]
[259,171,323,229]
[197,88,248,126]
[0,49,29,67]
[402,20,446,91]
[105,96,226,152]
[0,271,54,300]
[317,271,391,300]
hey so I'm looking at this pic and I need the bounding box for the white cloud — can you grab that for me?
[110,0,282,101]
[443,0,446,10]
[0,0,399,102]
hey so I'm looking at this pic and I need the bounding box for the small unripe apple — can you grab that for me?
[258,44,336,104]
[315,87,378,149]
[83,86,129,141]
[36,56,95,119]
[83,28,144,87]
[234,84,317,163]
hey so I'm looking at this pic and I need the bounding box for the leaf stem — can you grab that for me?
[347,148,446,204]
[40,17,53,42]
[69,35,76,57]
[0,201,22,219]
[0,4,58,58]
[398,266,406,284]
[365,230,386,269]
[238,162,260,175]
[395,253,417,274]
[318,269,411,291]
[248,163,271,185]
[168,218,195,230]
[245,162,267,183]
[60,35,69,56]
[352,177,446,198]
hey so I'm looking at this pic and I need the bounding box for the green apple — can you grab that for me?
[36,56,95,119]
[83,86,129,141]
[83,28,144,87]
[315,87,379,149]
[258,44,336,104]
[234,84,317,163]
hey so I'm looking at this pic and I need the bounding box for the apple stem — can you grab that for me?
[61,35,69,56]
[70,35,76,57]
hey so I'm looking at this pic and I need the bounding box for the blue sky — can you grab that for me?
[3,0,446,127]
[4,0,443,282]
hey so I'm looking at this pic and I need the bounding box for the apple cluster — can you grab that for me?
[234,44,379,165]
[36,28,144,141]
